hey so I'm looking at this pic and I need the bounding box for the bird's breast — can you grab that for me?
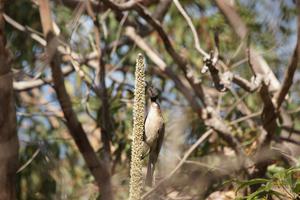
[144,104,163,145]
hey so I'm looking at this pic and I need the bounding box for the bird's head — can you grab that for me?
[146,82,160,102]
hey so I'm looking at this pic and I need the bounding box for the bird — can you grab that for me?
[142,85,165,187]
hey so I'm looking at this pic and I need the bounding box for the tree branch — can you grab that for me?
[214,0,281,91]
[13,65,74,91]
[275,0,300,108]
[86,2,113,164]
[124,26,202,116]
[0,1,19,199]
[173,0,208,57]
[38,1,113,199]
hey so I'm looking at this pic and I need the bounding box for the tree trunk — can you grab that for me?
[0,1,19,199]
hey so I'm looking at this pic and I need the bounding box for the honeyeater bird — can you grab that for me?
[142,85,165,187]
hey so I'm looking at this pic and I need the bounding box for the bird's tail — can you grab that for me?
[145,160,154,187]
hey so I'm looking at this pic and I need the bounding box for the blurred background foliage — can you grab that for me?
[4,0,300,199]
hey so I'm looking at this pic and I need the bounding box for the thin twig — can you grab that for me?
[111,12,129,56]
[280,126,300,135]
[183,160,226,173]
[173,0,208,57]
[280,137,300,146]
[142,129,213,199]
[3,13,46,46]
[225,92,249,117]
[229,111,261,125]
[17,149,40,173]
[287,106,300,114]
[13,65,74,91]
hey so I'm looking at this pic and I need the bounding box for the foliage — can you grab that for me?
[235,166,300,199]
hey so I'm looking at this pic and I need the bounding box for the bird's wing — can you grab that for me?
[141,142,150,159]
[146,123,164,186]
[156,122,165,158]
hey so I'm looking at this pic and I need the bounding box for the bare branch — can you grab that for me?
[125,27,166,70]
[275,0,300,108]
[17,148,40,173]
[13,65,74,91]
[232,74,261,92]
[87,2,113,164]
[230,111,261,125]
[281,126,300,135]
[151,0,172,22]
[100,0,139,11]
[279,137,300,146]
[53,0,101,11]
[38,1,113,199]
[4,13,102,92]
[3,13,46,46]
[173,0,208,57]
[215,0,281,91]
[102,0,209,109]
[124,26,202,116]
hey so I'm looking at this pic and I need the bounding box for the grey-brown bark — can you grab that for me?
[0,1,19,199]
[38,0,113,199]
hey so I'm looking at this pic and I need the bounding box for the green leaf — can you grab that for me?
[293,180,300,193]
[236,178,269,194]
